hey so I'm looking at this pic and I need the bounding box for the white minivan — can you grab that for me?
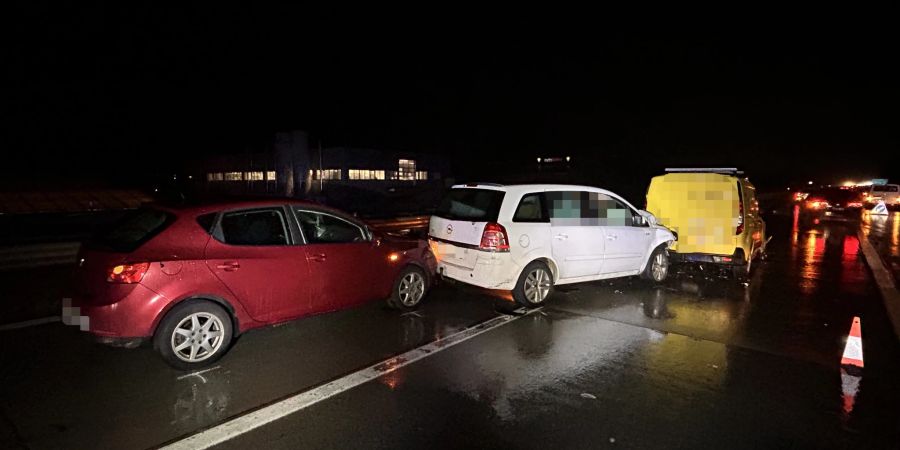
[428,184,676,307]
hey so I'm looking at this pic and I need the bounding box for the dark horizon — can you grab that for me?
[4,7,898,190]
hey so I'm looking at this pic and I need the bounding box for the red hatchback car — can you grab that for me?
[67,200,436,369]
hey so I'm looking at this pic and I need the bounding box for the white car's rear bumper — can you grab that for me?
[433,246,519,291]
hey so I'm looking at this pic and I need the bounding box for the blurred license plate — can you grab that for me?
[825,211,832,216]
[431,241,456,257]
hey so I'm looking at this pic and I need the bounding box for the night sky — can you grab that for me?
[4,6,898,190]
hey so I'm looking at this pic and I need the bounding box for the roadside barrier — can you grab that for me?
[0,242,80,271]
[857,230,900,343]
[366,215,430,234]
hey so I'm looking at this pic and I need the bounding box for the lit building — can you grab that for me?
[192,131,451,216]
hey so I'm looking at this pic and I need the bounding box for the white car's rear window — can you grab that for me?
[435,188,505,222]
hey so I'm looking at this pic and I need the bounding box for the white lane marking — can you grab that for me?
[176,365,223,381]
[857,230,900,342]
[0,315,60,332]
[160,308,535,450]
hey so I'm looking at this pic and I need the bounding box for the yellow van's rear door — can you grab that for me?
[646,173,738,256]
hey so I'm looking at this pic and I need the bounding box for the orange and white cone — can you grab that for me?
[841,317,864,370]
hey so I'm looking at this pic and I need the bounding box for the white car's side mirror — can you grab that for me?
[637,210,658,227]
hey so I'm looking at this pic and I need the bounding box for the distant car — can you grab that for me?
[645,168,767,283]
[67,200,435,369]
[801,188,864,222]
[862,184,900,209]
[428,184,675,307]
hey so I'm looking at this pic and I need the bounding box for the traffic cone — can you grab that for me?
[841,317,864,371]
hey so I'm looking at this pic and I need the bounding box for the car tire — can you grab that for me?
[387,265,429,311]
[154,300,234,371]
[640,245,670,283]
[512,261,553,308]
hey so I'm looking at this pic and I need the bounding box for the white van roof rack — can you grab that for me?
[665,168,744,175]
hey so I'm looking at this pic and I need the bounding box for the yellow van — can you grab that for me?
[645,168,767,282]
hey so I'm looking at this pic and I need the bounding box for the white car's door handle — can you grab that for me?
[644,231,651,236]
[606,235,617,240]
[554,233,569,240]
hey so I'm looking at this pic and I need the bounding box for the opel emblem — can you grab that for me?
[446,224,453,235]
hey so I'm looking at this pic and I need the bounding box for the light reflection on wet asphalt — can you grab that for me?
[1,214,900,449]
[861,210,900,281]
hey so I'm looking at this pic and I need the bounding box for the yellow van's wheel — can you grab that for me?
[641,246,669,283]
[733,259,751,283]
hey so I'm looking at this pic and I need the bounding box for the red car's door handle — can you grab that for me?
[308,253,327,262]
[216,261,241,271]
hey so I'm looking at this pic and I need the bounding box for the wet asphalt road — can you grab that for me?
[1,214,900,449]
[861,210,900,281]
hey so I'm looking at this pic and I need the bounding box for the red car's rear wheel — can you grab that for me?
[155,300,234,370]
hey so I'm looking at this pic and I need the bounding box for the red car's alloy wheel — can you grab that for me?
[170,312,226,363]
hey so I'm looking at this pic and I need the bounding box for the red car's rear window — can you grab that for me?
[98,208,173,252]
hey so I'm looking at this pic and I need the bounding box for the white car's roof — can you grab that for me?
[450,183,620,197]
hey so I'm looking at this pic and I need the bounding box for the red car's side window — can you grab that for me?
[218,209,290,246]
[294,210,366,244]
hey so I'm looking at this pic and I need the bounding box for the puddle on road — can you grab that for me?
[170,367,232,433]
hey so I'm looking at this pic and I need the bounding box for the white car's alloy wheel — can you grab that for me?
[524,267,552,303]
[651,251,668,282]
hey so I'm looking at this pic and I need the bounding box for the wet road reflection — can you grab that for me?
[171,367,231,433]
[860,210,900,280]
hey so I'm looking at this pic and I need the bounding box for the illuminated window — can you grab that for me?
[398,159,416,181]
[225,172,243,181]
[349,169,386,180]
[310,169,342,180]
[266,171,277,181]
[246,171,264,181]
[207,173,223,181]
[388,170,398,180]
[415,171,428,180]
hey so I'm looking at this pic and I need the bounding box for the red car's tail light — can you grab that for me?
[107,262,150,283]
[480,222,510,252]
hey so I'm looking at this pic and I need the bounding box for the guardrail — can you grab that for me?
[0,242,81,271]
[366,215,430,234]
[0,216,432,271]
